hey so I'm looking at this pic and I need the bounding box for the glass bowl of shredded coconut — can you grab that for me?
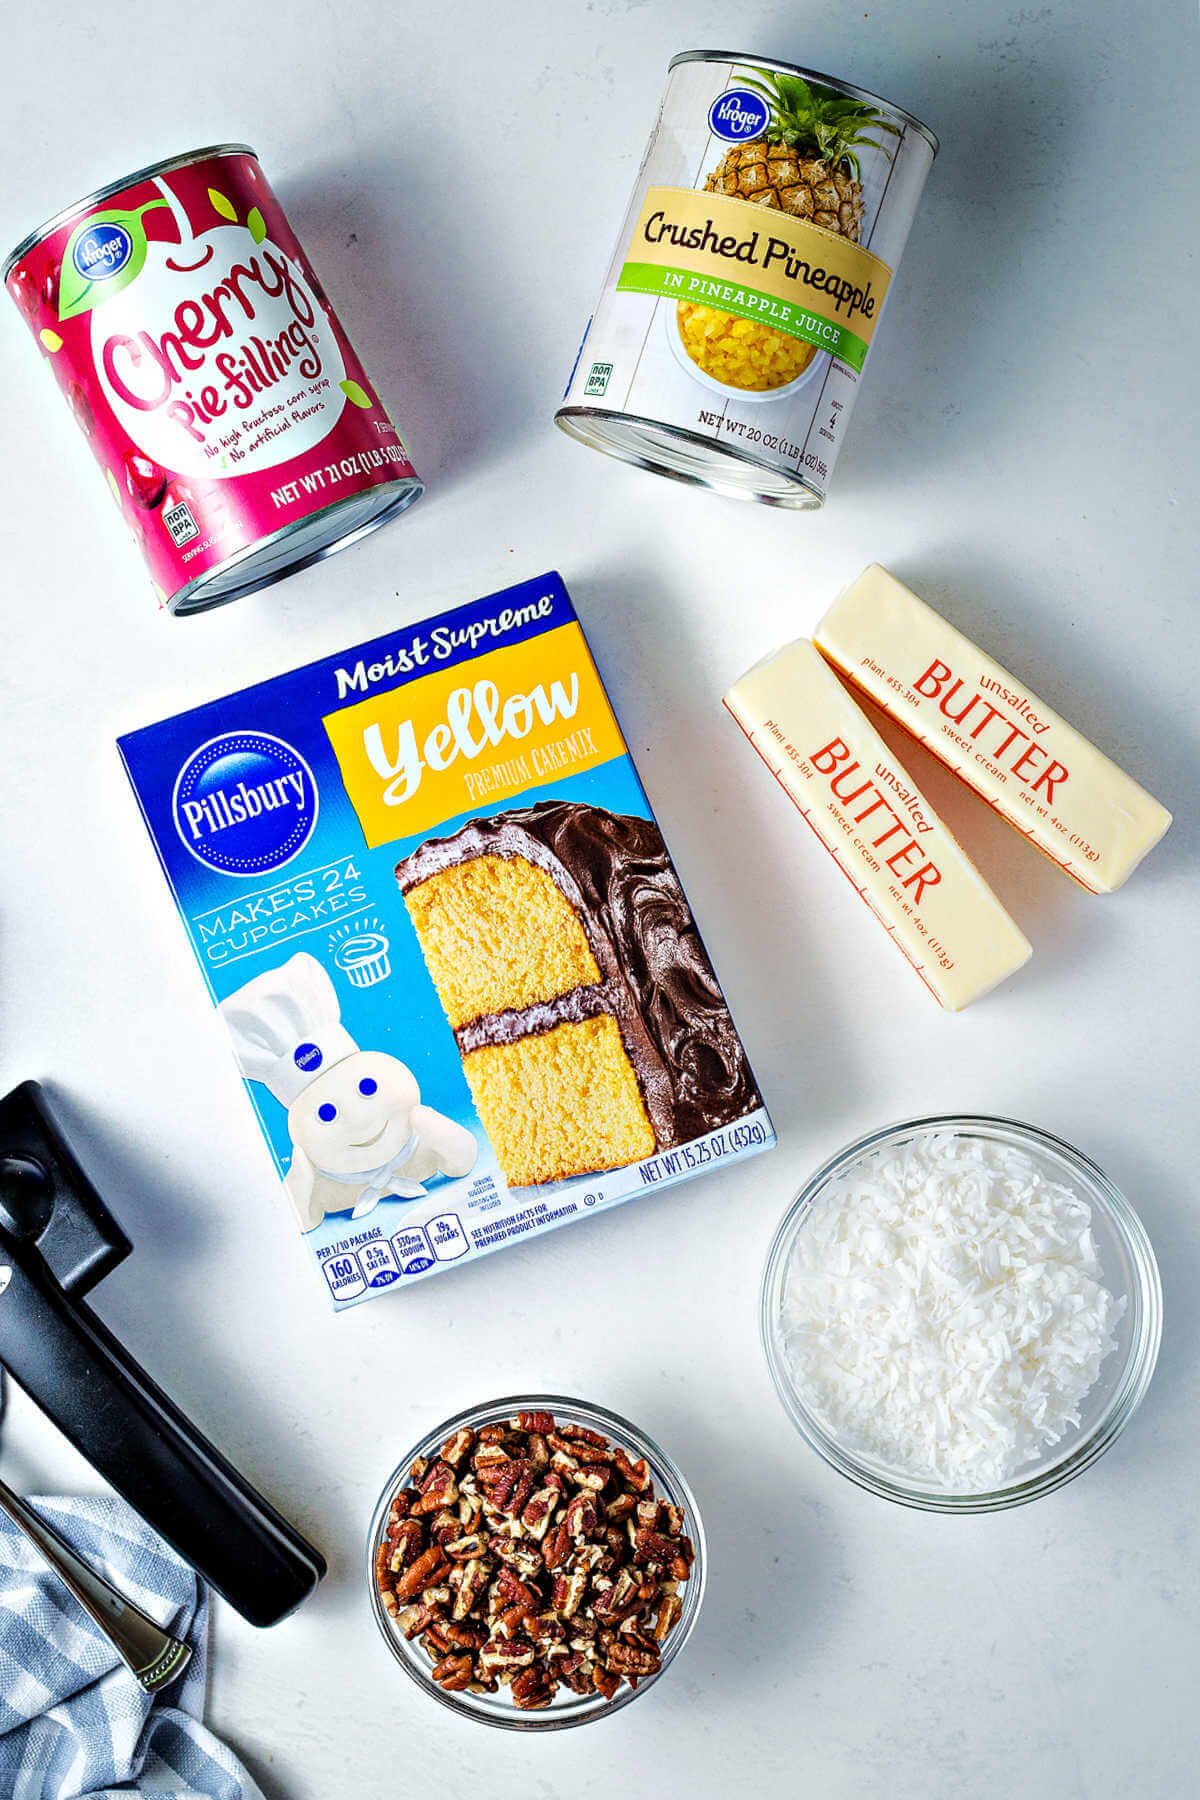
[762,1118,1161,1511]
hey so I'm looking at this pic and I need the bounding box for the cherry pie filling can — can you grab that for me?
[557,52,937,508]
[5,145,422,615]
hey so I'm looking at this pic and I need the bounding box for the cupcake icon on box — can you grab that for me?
[331,919,391,988]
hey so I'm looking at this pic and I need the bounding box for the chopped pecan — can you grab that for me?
[602,1526,628,1563]
[429,1508,462,1543]
[457,1491,484,1532]
[443,1531,487,1560]
[558,1423,607,1448]
[512,1410,555,1434]
[511,1666,555,1709]
[542,1523,571,1570]
[397,1600,440,1640]
[431,1652,474,1692]
[520,1487,559,1540]
[564,1493,598,1538]
[493,1459,536,1517]
[412,1460,459,1516]
[558,1652,594,1696]
[602,1639,661,1679]
[478,1636,536,1675]
[441,1427,476,1469]
[488,1534,543,1579]
[570,1463,611,1493]
[527,1611,567,1645]
[613,1447,651,1491]
[549,1431,610,1467]
[591,1567,640,1621]
[386,1516,425,1571]
[473,1444,511,1482]
[493,1566,537,1611]
[592,1665,620,1701]
[394,1545,450,1602]
[633,1527,677,1567]
[450,1558,491,1621]
[551,1569,589,1619]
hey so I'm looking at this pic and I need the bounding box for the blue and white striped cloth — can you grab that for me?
[0,1495,262,1799]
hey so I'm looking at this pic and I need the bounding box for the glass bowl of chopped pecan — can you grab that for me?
[367,1395,705,1728]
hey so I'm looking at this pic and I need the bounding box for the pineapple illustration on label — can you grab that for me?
[682,69,900,391]
[557,53,937,509]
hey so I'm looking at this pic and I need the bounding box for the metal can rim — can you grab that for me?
[667,49,938,156]
[3,143,259,280]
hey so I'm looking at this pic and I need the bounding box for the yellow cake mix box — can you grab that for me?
[118,572,774,1306]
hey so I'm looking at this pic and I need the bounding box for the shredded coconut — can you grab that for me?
[779,1131,1125,1491]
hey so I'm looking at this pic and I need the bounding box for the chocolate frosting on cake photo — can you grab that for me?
[396,799,761,1186]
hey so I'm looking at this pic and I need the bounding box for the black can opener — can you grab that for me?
[0,1081,325,1627]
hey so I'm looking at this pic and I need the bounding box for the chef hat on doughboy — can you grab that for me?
[220,951,359,1108]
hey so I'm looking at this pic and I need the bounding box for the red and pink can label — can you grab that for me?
[5,146,421,613]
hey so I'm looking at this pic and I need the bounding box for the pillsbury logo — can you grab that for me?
[172,731,318,876]
[708,87,770,142]
[294,1041,323,1072]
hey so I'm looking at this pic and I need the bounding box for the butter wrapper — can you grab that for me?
[725,638,1031,1010]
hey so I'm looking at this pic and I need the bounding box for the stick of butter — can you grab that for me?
[814,566,1172,893]
[724,639,1032,1011]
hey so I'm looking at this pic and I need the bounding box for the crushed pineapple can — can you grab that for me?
[556,52,937,508]
[5,146,422,614]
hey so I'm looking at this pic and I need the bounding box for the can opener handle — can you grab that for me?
[0,1082,325,1627]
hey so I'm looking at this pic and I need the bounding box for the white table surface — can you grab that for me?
[1,2,1197,1795]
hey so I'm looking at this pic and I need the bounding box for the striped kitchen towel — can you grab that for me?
[0,1494,263,1799]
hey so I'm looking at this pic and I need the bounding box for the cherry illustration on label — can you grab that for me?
[41,259,61,316]
[67,381,96,438]
[10,267,38,321]
[124,450,169,510]
[161,478,196,513]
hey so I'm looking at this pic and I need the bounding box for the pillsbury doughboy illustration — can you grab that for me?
[220,951,477,1232]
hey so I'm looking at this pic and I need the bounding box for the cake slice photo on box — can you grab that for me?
[397,800,762,1187]
[117,571,774,1308]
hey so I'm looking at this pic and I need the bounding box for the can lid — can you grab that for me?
[667,50,938,155]
[3,144,258,280]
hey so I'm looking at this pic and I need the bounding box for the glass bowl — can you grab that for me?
[366,1393,706,1729]
[762,1116,1162,1513]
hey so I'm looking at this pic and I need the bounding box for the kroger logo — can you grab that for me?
[172,731,318,876]
[72,221,133,281]
[708,88,770,142]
